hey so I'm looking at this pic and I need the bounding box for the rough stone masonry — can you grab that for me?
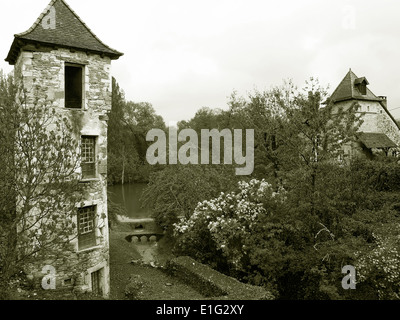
[6,0,123,297]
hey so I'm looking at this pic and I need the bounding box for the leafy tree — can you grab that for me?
[226,88,288,182]
[0,72,83,298]
[178,107,227,131]
[227,78,363,217]
[124,101,166,163]
[169,78,400,300]
[108,78,166,184]
[142,164,239,233]
[172,162,400,299]
[108,77,131,185]
[281,79,361,187]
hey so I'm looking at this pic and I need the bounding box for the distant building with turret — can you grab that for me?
[330,69,400,158]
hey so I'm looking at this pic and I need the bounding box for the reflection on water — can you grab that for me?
[108,183,152,219]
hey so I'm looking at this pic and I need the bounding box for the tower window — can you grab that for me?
[78,206,97,250]
[81,136,97,179]
[354,77,369,96]
[65,65,83,109]
[359,83,367,95]
[91,269,104,296]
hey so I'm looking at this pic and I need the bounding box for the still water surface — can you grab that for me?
[108,183,152,219]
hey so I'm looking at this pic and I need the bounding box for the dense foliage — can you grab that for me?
[143,77,400,299]
[142,164,239,232]
[172,160,400,299]
[0,71,84,298]
[108,78,166,184]
[3,67,399,300]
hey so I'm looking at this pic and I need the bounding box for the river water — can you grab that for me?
[108,183,152,219]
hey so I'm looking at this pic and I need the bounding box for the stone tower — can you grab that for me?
[5,0,123,297]
[330,69,400,158]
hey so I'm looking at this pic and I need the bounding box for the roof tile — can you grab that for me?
[330,69,380,102]
[6,0,123,64]
[330,69,400,132]
[357,132,397,149]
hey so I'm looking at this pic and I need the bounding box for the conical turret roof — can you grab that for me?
[5,0,123,64]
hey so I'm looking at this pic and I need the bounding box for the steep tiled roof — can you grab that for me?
[330,69,381,103]
[330,69,400,132]
[5,0,123,64]
[357,132,397,149]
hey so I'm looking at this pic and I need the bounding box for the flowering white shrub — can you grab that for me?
[173,179,286,271]
[355,231,400,299]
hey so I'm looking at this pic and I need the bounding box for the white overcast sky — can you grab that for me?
[1,0,400,124]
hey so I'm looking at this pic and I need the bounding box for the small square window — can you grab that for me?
[64,279,73,286]
[65,65,83,109]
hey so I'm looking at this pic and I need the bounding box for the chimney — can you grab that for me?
[379,96,387,109]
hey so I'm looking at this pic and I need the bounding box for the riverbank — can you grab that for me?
[109,222,206,300]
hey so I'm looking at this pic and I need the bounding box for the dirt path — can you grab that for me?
[109,224,205,300]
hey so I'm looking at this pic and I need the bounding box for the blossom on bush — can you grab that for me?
[173,179,286,271]
[355,231,400,299]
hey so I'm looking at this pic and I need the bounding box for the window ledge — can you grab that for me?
[77,245,103,254]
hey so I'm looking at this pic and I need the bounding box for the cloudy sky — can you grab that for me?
[1,0,400,124]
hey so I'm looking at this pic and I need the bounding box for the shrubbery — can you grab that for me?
[142,164,238,232]
[355,224,400,299]
[125,275,146,300]
[138,78,400,299]
[171,159,400,300]
[350,157,400,192]
[174,180,286,273]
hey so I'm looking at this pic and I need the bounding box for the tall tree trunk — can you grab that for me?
[310,136,319,216]
[121,146,125,185]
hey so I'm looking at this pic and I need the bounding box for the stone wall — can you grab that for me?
[15,48,112,112]
[167,256,274,300]
[334,100,400,157]
[354,100,400,146]
[14,47,112,297]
